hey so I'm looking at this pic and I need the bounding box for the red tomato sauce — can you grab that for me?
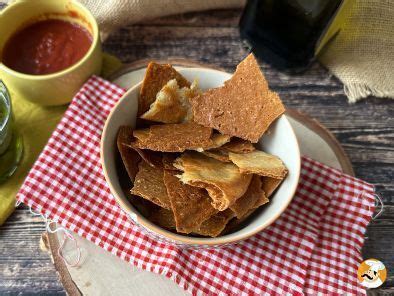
[2,19,92,75]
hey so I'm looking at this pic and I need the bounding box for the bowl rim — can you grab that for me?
[101,67,301,246]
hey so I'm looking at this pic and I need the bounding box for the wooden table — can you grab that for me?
[0,8,393,295]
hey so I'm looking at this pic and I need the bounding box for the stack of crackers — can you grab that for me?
[117,54,288,237]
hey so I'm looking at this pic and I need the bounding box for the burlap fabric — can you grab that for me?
[318,0,394,102]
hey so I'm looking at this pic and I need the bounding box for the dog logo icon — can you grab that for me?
[358,259,387,288]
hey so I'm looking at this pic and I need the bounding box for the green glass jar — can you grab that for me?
[0,80,23,183]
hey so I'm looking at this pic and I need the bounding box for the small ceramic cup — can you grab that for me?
[0,0,102,106]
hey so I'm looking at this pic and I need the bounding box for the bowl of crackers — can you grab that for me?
[101,54,300,246]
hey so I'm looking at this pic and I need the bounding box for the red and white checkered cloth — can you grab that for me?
[17,76,375,295]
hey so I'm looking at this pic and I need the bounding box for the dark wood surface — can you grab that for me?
[0,7,393,295]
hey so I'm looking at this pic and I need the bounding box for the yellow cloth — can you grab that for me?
[0,54,122,225]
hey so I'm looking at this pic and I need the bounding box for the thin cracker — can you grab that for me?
[122,143,162,168]
[118,126,161,168]
[117,126,141,181]
[141,79,200,123]
[162,153,180,170]
[175,152,253,211]
[193,209,235,237]
[138,62,190,116]
[131,161,171,209]
[222,138,256,153]
[194,133,231,152]
[150,207,234,237]
[224,192,269,234]
[128,194,158,218]
[201,138,254,162]
[229,150,288,178]
[190,54,285,142]
[150,208,176,230]
[201,149,231,162]
[164,170,217,234]
[262,176,284,197]
[133,129,150,142]
[133,122,213,152]
[230,175,269,218]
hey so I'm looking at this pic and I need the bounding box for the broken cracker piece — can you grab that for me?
[150,208,176,230]
[133,122,213,152]
[261,176,284,198]
[230,175,269,219]
[175,152,253,211]
[149,206,233,237]
[190,54,285,142]
[193,209,235,237]
[202,149,231,162]
[207,133,231,149]
[229,150,287,179]
[162,153,180,171]
[122,143,162,168]
[117,126,141,181]
[194,133,231,152]
[138,62,190,116]
[128,194,158,219]
[164,170,217,234]
[201,138,254,162]
[118,126,161,168]
[133,129,150,142]
[222,138,256,153]
[141,79,200,123]
[131,161,171,209]
[223,191,270,235]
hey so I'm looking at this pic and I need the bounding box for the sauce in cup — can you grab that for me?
[0,0,102,106]
[2,19,92,75]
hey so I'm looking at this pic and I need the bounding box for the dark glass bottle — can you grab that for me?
[239,0,350,71]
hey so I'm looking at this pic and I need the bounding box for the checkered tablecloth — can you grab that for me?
[17,76,375,295]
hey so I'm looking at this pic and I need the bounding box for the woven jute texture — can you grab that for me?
[80,0,244,37]
[318,0,394,102]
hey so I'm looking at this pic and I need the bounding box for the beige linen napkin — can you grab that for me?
[3,0,393,102]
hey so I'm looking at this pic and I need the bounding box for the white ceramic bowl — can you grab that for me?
[101,67,300,246]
